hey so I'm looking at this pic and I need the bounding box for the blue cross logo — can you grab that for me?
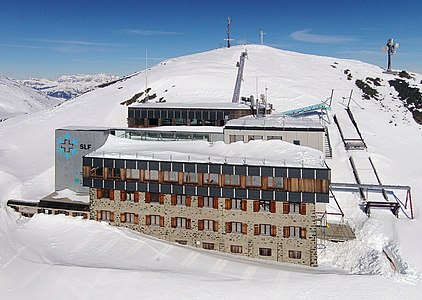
[57,132,78,160]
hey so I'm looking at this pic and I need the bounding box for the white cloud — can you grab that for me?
[290,29,356,44]
[124,29,183,36]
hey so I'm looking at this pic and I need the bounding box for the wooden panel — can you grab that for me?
[134,214,139,224]
[241,200,247,211]
[262,176,268,189]
[82,166,90,178]
[271,225,277,237]
[283,226,289,238]
[145,192,150,203]
[289,178,299,192]
[146,215,151,225]
[213,197,219,209]
[270,201,276,213]
[300,228,307,239]
[240,175,246,188]
[300,178,315,193]
[186,196,191,207]
[159,216,164,227]
[171,194,177,206]
[198,220,204,231]
[225,198,231,210]
[120,168,126,180]
[253,201,259,212]
[110,212,114,222]
[213,221,218,232]
[134,192,139,203]
[159,194,165,205]
[283,202,289,214]
[96,189,102,200]
[186,219,191,230]
[225,222,231,233]
[120,213,126,223]
[299,203,307,215]
[97,211,101,220]
[198,196,204,208]
[109,190,115,201]
[241,223,248,234]
[120,191,126,201]
[254,224,260,235]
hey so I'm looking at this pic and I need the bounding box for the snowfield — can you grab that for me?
[1,45,422,299]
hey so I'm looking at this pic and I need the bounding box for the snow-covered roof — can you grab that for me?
[58,125,223,134]
[87,135,326,169]
[224,114,324,130]
[129,101,251,110]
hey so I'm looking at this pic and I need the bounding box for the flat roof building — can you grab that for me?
[82,136,330,266]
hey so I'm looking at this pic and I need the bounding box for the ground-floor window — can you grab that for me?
[288,250,302,259]
[202,242,215,250]
[259,248,272,256]
[230,245,243,254]
[101,210,111,221]
[176,240,187,245]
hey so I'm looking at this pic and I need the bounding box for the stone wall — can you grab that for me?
[90,189,318,267]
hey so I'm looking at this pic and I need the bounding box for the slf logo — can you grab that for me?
[57,132,78,160]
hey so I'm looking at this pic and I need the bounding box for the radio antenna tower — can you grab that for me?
[225,17,234,48]
[383,38,399,72]
[259,28,266,45]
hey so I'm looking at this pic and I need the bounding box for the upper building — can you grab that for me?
[82,136,330,266]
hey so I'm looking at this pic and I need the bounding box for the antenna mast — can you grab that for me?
[225,17,233,48]
[259,28,266,45]
[145,49,148,91]
[385,38,399,72]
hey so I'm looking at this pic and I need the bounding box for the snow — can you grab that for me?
[130,101,251,109]
[1,44,422,299]
[88,135,325,168]
[52,189,89,204]
[20,73,120,100]
[225,114,324,129]
[0,76,62,121]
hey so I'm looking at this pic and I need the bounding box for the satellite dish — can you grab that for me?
[382,45,388,53]
[394,43,399,49]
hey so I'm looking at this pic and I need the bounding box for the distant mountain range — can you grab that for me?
[0,76,62,121]
[20,73,120,100]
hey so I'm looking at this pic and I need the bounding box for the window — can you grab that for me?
[230,245,243,254]
[126,192,135,202]
[97,189,113,200]
[231,198,242,210]
[283,226,306,239]
[176,217,188,228]
[163,171,178,182]
[101,210,111,221]
[202,242,215,250]
[146,214,164,227]
[231,222,242,233]
[259,200,271,212]
[184,172,197,183]
[204,219,214,231]
[126,169,140,180]
[289,250,302,259]
[260,224,271,236]
[176,240,187,245]
[203,173,219,185]
[144,170,159,181]
[151,215,161,226]
[107,168,121,179]
[224,174,240,186]
[150,192,160,203]
[204,196,214,208]
[91,167,103,178]
[177,195,186,206]
[246,175,261,187]
[268,177,283,188]
[290,203,300,214]
[293,140,300,145]
[229,135,244,143]
[267,136,282,140]
[124,213,135,224]
[259,248,272,256]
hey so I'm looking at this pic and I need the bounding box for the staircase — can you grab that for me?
[324,126,333,159]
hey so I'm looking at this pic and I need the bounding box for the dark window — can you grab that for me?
[259,248,272,256]
[202,242,215,250]
[230,245,243,254]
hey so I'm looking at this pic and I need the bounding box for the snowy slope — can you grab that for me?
[0,76,62,121]
[20,73,120,100]
[1,45,422,299]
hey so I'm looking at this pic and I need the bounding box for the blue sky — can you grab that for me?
[1,0,421,79]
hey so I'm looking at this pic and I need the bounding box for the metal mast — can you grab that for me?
[259,28,266,45]
[232,51,248,103]
[225,17,233,48]
[385,38,399,72]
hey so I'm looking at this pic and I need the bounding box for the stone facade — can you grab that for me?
[89,190,318,266]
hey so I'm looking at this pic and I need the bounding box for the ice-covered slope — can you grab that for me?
[0,76,62,121]
[1,45,422,299]
[20,73,120,100]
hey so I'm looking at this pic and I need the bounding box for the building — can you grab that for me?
[82,137,330,266]
[127,102,255,128]
[223,114,326,155]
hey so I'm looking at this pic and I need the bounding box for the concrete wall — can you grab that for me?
[224,128,324,155]
[55,129,109,193]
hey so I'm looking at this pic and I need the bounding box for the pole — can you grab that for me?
[347,89,353,108]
